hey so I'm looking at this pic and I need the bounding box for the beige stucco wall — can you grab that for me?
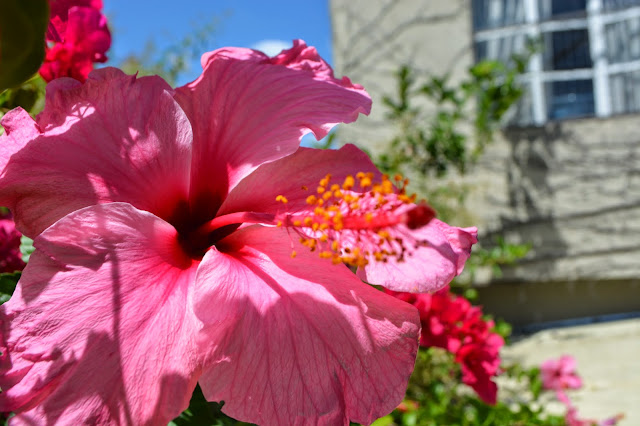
[330,0,640,324]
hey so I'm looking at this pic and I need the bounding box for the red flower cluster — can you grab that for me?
[0,211,25,274]
[389,286,504,404]
[40,0,111,82]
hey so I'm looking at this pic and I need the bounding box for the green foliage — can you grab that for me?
[0,75,47,117]
[170,386,253,426]
[19,235,35,263]
[377,43,534,181]
[462,236,532,282]
[0,271,20,304]
[0,0,49,92]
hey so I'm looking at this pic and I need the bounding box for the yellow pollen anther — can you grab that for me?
[291,250,297,258]
[304,217,313,226]
[322,191,333,200]
[306,195,317,205]
[330,184,340,192]
[276,195,288,203]
[293,220,302,226]
[319,174,331,187]
[359,177,372,188]
[317,186,325,194]
[377,230,390,240]
[343,175,355,190]
[319,234,329,242]
[276,220,283,227]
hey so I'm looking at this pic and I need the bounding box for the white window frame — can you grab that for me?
[473,0,640,125]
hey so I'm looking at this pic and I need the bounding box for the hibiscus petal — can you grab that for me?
[0,203,205,424]
[193,225,419,425]
[218,144,378,216]
[0,68,193,238]
[358,220,478,292]
[174,40,371,221]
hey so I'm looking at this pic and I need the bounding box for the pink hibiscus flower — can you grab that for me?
[541,355,583,391]
[40,0,111,82]
[0,41,477,424]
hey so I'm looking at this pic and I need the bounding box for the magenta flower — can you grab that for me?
[0,212,25,273]
[541,355,583,391]
[41,0,111,82]
[0,41,476,424]
[388,287,503,405]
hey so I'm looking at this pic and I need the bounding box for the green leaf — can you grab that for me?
[0,271,20,304]
[19,235,34,263]
[0,0,49,91]
[170,385,252,426]
[370,415,394,426]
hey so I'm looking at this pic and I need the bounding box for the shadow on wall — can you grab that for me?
[486,122,573,283]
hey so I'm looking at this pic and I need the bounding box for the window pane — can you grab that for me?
[546,80,595,119]
[540,0,587,20]
[605,16,640,64]
[473,0,525,30]
[603,0,640,12]
[544,30,592,70]
[610,71,640,114]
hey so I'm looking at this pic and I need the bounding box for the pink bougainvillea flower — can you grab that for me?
[40,0,111,82]
[541,356,623,426]
[564,402,624,426]
[0,211,25,273]
[0,41,476,425]
[541,355,583,391]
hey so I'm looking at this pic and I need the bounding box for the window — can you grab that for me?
[473,0,640,124]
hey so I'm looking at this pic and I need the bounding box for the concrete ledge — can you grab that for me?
[476,279,640,327]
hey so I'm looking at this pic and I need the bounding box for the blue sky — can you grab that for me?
[103,1,333,85]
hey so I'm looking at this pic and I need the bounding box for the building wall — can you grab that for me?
[330,0,640,325]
